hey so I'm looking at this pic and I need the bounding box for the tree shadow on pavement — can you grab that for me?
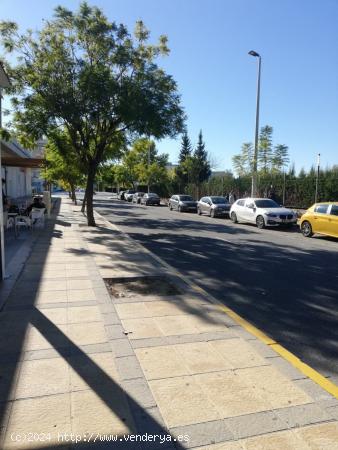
[0,201,185,450]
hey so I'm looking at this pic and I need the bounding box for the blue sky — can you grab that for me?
[1,0,338,172]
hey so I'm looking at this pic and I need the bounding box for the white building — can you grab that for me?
[1,139,43,200]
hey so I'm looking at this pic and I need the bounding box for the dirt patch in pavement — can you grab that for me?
[104,276,182,298]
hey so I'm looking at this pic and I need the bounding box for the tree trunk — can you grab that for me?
[85,165,96,226]
[71,184,77,206]
[81,192,87,213]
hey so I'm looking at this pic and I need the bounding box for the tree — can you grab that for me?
[115,137,169,192]
[272,144,289,172]
[258,125,273,173]
[43,132,85,204]
[193,130,211,184]
[232,142,254,176]
[175,132,192,189]
[179,132,192,164]
[0,2,184,225]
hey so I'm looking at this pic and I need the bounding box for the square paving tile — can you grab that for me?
[195,371,271,418]
[149,375,221,428]
[135,346,189,380]
[67,289,97,302]
[71,389,133,436]
[38,281,68,292]
[238,366,312,409]
[121,318,164,339]
[294,422,338,449]
[3,393,71,449]
[115,302,149,319]
[36,290,68,304]
[144,300,187,317]
[242,429,311,450]
[69,352,120,391]
[15,358,70,399]
[66,322,107,346]
[38,307,68,325]
[154,315,201,336]
[175,342,233,374]
[210,339,267,369]
[67,279,93,290]
[68,306,102,323]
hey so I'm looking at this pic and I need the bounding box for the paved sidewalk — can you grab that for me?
[0,197,338,449]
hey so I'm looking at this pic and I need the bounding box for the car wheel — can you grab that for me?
[231,212,238,223]
[169,203,173,210]
[197,208,202,215]
[178,206,182,213]
[256,215,265,229]
[301,221,313,237]
[211,209,216,218]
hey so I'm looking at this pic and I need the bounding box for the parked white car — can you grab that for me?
[229,198,297,229]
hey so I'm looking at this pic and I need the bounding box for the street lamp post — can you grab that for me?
[248,50,261,198]
[0,61,11,280]
[315,153,321,203]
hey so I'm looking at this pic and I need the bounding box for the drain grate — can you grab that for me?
[104,276,182,298]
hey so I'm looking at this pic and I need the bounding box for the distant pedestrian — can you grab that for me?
[229,191,235,204]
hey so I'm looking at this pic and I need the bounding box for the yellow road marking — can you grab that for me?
[94,209,338,400]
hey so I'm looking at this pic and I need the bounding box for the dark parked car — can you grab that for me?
[132,192,145,204]
[197,196,231,218]
[168,195,197,213]
[141,193,161,206]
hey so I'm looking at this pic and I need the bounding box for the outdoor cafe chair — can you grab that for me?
[30,208,45,229]
[15,215,32,234]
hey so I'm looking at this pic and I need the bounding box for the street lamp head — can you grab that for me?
[248,50,260,58]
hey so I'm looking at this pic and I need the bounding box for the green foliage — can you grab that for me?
[43,131,86,202]
[232,125,289,177]
[114,138,170,194]
[193,130,211,183]
[0,2,184,225]
[258,125,273,173]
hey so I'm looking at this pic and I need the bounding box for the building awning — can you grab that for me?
[2,157,45,168]
[1,139,44,168]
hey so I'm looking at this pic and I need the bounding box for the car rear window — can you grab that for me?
[315,205,329,214]
[330,205,338,216]
[179,195,193,201]
[210,197,227,204]
[254,199,279,208]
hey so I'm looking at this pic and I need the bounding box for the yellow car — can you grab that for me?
[300,202,338,238]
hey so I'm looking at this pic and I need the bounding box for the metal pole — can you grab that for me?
[0,88,5,280]
[315,153,320,203]
[147,137,150,194]
[282,170,286,205]
[249,52,261,198]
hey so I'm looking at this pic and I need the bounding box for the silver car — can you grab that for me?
[197,196,231,218]
[141,193,161,206]
[168,195,197,212]
[132,192,145,204]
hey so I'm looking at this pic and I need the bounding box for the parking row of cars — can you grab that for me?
[118,190,161,206]
[118,190,338,239]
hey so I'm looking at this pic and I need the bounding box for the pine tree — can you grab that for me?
[179,132,192,164]
[193,130,211,183]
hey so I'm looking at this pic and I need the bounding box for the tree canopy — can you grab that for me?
[0,2,185,225]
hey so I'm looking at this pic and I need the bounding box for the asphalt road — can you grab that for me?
[93,193,338,382]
